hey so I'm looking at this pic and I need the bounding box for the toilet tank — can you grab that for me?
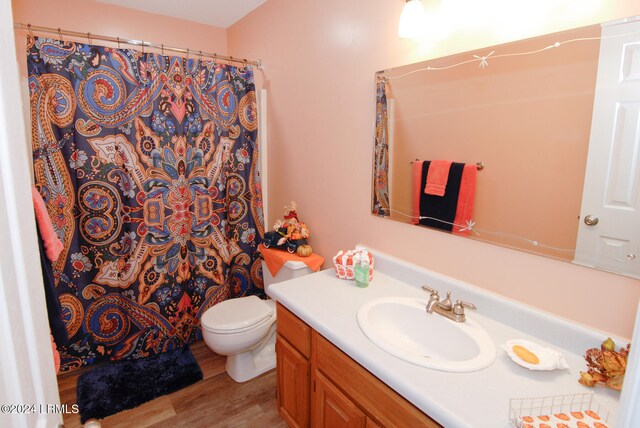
[261,260,313,293]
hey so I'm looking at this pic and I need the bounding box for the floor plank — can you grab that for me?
[58,340,285,427]
[99,396,177,428]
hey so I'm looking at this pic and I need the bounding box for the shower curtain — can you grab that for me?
[372,80,389,217]
[27,36,265,371]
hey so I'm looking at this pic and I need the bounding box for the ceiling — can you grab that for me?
[95,0,267,28]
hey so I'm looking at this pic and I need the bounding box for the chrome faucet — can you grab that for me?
[421,285,476,322]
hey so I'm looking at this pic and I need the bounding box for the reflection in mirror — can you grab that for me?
[372,17,640,279]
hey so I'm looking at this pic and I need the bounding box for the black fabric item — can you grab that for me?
[36,224,68,345]
[419,161,465,232]
[77,346,202,423]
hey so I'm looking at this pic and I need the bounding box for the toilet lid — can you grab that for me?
[200,295,273,332]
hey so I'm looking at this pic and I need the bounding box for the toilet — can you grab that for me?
[201,259,313,382]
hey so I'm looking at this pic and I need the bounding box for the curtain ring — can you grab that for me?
[87,32,92,45]
[198,50,202,61]
[57,27,62,40]
[186,48,189,60]
[161,44,164,55]
[141,41,145,54]
[27,24,33,42]
[243,58,248,68]
[117,36,120,49]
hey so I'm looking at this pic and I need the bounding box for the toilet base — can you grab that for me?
[225,324,277,383]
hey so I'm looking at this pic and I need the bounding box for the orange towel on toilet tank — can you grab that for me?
[260,244,324,277]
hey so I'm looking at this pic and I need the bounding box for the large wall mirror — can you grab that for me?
[372,16,640,279]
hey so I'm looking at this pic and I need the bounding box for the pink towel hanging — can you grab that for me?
[32,186,63,262]
[424,160,452,196]
[452,164,477,236]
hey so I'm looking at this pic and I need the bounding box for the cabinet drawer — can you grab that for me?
[276,302,311,358]
[314,331,441,428]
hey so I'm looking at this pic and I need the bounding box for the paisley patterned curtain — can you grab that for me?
[372,79,390,217]
[27,37,265,371]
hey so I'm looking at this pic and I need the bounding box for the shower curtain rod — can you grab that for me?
[14,22,264,70]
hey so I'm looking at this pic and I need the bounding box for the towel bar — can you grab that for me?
[410,159,484,170]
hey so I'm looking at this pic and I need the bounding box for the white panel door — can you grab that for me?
[574,18,640,278]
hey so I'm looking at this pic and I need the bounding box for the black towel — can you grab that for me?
[419,161,464,232]
[36,225,69,345]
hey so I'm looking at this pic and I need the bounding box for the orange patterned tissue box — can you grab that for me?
[518,410,607,428]
[333,247,374,280]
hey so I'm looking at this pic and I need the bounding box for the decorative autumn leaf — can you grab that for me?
[602,337,615,351]
[578,337,630,391]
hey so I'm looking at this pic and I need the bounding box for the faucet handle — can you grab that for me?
[422,286,440,303]
[453,300,476,315]
[421,285,438,296]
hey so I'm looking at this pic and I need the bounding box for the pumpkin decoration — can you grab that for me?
[297,245,313,257]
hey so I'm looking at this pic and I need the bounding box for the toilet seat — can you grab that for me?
[201,296,274,334]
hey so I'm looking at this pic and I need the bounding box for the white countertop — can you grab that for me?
[266,249,622,428]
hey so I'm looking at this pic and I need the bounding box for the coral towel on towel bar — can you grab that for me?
[413,160,476,235]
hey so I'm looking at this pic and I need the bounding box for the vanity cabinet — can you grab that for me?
[276,303,312,428]
[313,370,367,427]
[276,303,441,428]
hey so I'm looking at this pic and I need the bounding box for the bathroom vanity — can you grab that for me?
[276,303,439,427]
[268,250,623,428]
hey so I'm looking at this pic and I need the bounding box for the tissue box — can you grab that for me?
[333,249,374,280]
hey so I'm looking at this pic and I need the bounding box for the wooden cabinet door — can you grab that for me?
[313,370,366,428]
[276,335,310,428]
[365,417,382,428]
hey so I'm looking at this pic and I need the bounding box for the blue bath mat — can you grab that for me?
[76,346,202,423]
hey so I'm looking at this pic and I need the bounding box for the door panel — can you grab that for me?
[276,335,310,427]
[313,371,366,428]
[575,18,640,277]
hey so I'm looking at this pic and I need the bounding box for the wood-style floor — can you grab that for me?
[57,340,287,428]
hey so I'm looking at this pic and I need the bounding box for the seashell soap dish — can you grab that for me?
[502,339,569,371]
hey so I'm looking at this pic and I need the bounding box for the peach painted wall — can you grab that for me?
[12,0,228,74]
[229,0,640,338]
[388,24,600,261]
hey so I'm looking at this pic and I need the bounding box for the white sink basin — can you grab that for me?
[357,297,496,372]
